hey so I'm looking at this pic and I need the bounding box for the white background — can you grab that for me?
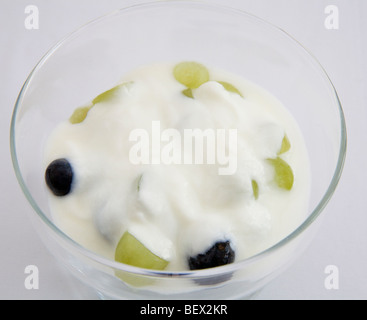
[1,0,366,300]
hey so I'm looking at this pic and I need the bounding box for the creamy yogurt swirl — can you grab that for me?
[43,62,311,271]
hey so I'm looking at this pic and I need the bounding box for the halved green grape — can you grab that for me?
[252,180,259,199]
[267,157,294,190]
[182,88,194,98]
[278,135,291,155]
[70,82,133,124]
[115,231,169,270]
[92,82,132,105]
[69,105,92,124]
[173,61,210,89]
[217,81,243,97]
[136,174,143,192]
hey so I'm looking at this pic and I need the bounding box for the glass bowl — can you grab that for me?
[10,0,346,300]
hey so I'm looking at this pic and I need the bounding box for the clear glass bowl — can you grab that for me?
[10,1,346,299]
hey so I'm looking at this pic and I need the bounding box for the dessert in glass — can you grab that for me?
[11,1,346,299]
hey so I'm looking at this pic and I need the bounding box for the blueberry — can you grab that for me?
[45,158,73,196]
[188,241,235,270]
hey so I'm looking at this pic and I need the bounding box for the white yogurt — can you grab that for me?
[43,62,311,271]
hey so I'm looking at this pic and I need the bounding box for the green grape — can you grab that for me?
[267,157,294,190]
[217,81,243,97]
[69,105,92,124]
[278,135,291,155]
[70,82,133,123]
[115,232,169,270]
[182,88,194,98]
[136,174,143,191]
[252,180,259,199]
[92,84,122,105]
[173,61,210,89]
[92,82,132,105]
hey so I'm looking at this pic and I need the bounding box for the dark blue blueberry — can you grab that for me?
[45,158,73,196]
[188,241,235,270]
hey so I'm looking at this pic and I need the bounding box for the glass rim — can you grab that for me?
[10,0,347,279]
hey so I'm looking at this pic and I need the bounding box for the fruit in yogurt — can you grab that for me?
[45,158,73,196]
[68,82,133,124]
[252,180,259,200]
[92,82,132,105]
[69,105,92,124]
[173,61,209,89]
[188,241,235,270]
[115,232,169,270]
[43,61,310,276]
[174,61,243,99]
[182,87,194,99]
[278,135,291,155]
[216,81,243,97]
[268,157,294,190]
